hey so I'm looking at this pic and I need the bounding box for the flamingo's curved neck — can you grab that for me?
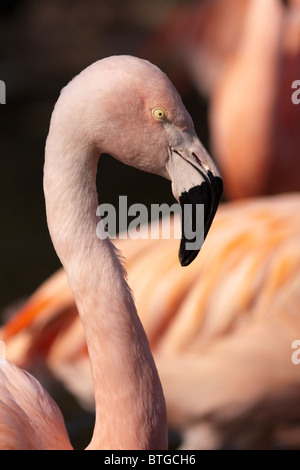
[211,0,285,197]
[43,107,167,449]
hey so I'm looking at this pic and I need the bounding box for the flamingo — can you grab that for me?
[142,0,300,199]
[2,193,300,449]
[0,55,222,450]
[210,0,300,198]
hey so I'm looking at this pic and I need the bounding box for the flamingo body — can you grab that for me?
[0,362,72,449]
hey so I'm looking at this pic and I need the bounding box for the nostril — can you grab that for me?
[192,152,210,172]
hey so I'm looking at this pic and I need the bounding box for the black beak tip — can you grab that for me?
[214,175,224,203]
[178,175,223,266]
[179,246,200,267]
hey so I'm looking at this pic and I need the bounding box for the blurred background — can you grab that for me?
[0,0,299,450]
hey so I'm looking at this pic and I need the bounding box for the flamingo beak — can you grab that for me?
[166,134,223,266]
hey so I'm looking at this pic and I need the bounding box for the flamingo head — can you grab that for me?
[51,55,223,266]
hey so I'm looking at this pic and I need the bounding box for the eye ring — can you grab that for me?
[152,107,167,121]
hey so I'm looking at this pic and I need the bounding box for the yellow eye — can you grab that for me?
[152,107,167,121]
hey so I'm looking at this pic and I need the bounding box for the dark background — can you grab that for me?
[0,0,209,318]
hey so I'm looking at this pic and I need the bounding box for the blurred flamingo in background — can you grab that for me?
[2,192,300,449]
[0,55,223,449]
[210,0,300,198]
[142,0,300,199]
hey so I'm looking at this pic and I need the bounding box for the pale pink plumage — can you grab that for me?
[0,362,72,450]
